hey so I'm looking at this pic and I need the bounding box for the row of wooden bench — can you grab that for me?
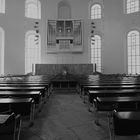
[0,75,52,140]
[2,73,140,140]
[79,75,140,140]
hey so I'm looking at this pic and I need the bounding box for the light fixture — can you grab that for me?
[35,35,39,38]
[34,25,38,28]
[91,22,95,38]
[36,30,39,33]
[34,21,39,43]
[35,22,39,24]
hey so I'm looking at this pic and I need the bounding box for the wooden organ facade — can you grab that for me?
[47,19,83,53]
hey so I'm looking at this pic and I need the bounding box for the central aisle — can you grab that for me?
[40,94,108,140]
[20,93,137,140]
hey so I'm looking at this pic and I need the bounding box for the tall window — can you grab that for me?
[0,0,5,13]
[25,31,41,74]
[25,0,41,19]
[91,4,101,19]
[0,27,4,75]
[126,0,139,14]
[91,35,101,72]
[58,0,71,19]
[128,30,140,74]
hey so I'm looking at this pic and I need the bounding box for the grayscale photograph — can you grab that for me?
[0,0,140,140]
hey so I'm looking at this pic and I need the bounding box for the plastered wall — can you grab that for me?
[1,0,140,74]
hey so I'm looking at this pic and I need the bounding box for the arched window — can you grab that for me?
[126,0,139,14]
[58,0,71,19]
[0,0,5,13]
[91,4,101,19]
[25,0,41,19]
[127,30,140,74]
[91,35,101,72]
[0,27,4,75]
[25,30,41,74]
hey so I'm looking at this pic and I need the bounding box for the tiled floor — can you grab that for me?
[20,91,139,140]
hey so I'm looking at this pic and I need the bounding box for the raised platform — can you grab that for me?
[35,64,94,75]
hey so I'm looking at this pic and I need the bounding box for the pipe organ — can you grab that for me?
[47,19,83,53]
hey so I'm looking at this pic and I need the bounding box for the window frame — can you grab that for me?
[127,30,140,74]
[91,35,102,72]
[0,0,5,14]
[25,30,41,74]
[25,0,41,19]
[91,3,102,19]
[125,0,139,14]
[58,0,71,19]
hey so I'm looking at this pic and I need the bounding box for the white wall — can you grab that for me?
[43,0,91,64]
[0,0,46,74]
[1,0,90,74]
[95,0,140,74]
[44,0,140,74]
[1,0,140,74]
[2,0,25,74]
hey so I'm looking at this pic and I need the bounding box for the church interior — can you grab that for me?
[0,0,140,140]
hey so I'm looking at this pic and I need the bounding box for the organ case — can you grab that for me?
[47,19,83,53]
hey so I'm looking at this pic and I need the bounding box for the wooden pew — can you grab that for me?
[110,111,140,140]
[83,84,140,92]
[94,96,140,112]
[82,85,140,103]
[88,89,140,111]
[0,83,48,87]
[81,82,140,86]
[0,98,35,126]
[91,96,140,139]
[0,86,47,103]
[0,91,42,112]
[0,86,45,91]
[0,113,21,140]
[0,83,51,98]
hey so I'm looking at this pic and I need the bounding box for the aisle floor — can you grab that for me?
[20,92,139,140]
